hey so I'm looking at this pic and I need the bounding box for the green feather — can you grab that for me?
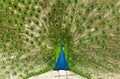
[0,0,120,79]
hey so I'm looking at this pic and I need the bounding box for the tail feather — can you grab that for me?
[0,0,120,79]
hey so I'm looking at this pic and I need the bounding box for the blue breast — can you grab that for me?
[54,42,68,70]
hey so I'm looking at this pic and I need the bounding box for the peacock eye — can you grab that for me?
[5,7,9,12]
[3,0,7,2]
[43,17,47,22]
[81,4,84,7]
[89,19,94,23]
[30,27,34,31]
[37,42,41,46]
[34,2,37,5]
[57,0,61,3]
[109,25,113,29]
[16,14,19,18]
[32,8,35,11]
[28,1,31,4]
[40,2,43,6]
[82,17,86,20]
[35,14,39,18]
[62,20,66,24]
[52,8,56,12]
[14,5,17,9]
[91,5,94,8]
[64,12,68,16]
[97,7,101,11]
[111,11,115,15]
[30,13,33,17]
[26,7,29,10]
[28,19,31,23]
[55,23,59,28]
[61,3,64,6]
[8,2,12,5]
[61,30,65,34]
[18,8,22,12]
[11,11,14,15]
[59,8,63,13]
[78,12,82,16]
[116,27,119,32]
[51,33,55,37]
[25,38,29,42]
[22,1,25,4]
[79,28,83,33]
[17,27,21,32]
[57,16,61,21]
[30,41,34,45]
[30,34,34,38]
[50,27,54,31]
[105,5,109,9]
[86,25,91,29]
[86,8,90,13]
[68,23,71,27]
[37,8,41,13]
[14,19,17,23]
[72,8,75,12]
[25,30,29,35]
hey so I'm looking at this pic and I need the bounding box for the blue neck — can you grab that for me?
[54,42,69,70]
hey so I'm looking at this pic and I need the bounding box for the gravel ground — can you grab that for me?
[28,70,120,79]
[28,70,87,79]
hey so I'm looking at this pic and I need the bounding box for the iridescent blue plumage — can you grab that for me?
[55,42,68,70]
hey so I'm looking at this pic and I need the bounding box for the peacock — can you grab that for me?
[0,0,120,79]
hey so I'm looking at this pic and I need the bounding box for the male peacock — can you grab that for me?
[0,0,120,79]
[55,42,68,70]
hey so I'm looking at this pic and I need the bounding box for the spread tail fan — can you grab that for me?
[0,0,120,79]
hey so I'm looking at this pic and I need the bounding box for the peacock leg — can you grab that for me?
[66,70,68,79]
[57,71,60,79]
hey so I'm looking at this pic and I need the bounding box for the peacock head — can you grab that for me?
[61,42,65,47]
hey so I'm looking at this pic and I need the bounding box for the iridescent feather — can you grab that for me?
[0,0,120,79]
